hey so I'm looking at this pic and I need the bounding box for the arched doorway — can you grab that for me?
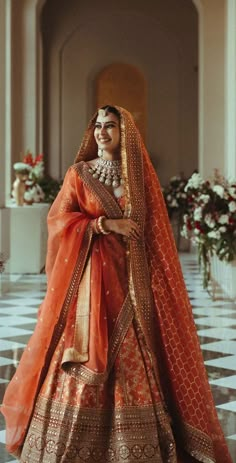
[96,63,147,140]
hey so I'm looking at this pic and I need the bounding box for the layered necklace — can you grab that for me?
[88,158,123,188]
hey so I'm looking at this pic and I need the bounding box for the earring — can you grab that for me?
[98,148,103,158]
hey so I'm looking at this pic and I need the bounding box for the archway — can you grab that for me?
[96,63,147,140]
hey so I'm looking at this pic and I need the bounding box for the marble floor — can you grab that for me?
[0,253,235,462]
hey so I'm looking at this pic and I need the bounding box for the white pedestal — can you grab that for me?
[9,203,50,273]
[211,254,236,300]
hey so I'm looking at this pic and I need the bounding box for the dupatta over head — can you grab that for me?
[1,106,232,463]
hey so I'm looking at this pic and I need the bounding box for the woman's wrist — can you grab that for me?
[103,218,113,233]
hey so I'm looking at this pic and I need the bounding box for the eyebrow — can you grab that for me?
[95,121,118,126]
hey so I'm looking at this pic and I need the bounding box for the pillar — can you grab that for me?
[225,0,236,180]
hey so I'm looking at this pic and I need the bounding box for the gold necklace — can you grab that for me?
[89,158,123,188]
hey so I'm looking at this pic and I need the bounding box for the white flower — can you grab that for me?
[207,230,221,240]
[184,173,204,191]
[181,225,188,239]
[229,201,236,212]
[194,229,200,235]
[170,199,178,208]
[219,226,227,233]
[218,214,229,224]
[200,194,210,204]
[204,214,216,228]
[24,184,45,203]
[13,162,32,173]
[32,162,44,179]
[183,214,188,223]
[213,184,224,198]
[170,176,180,182]
[193,207,202,221]
[228,187,236,199]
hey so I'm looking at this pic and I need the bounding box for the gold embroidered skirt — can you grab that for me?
[20,323,177,463]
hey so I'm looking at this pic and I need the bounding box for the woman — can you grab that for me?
[1,106,233,463]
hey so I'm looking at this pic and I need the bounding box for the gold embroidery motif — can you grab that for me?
[20,398,176,463]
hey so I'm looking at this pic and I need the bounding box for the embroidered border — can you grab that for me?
[73,162,123,219]
[37,223,94,394]
[180,422,215,463]
[21,398,175,463]
[64,294,134,385]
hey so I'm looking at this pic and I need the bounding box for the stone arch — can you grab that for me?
[96,63,147,140]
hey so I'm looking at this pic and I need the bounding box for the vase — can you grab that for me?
[12,174,27,206]
[170,211,190,252]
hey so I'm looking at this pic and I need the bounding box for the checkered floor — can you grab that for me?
[0,253,235,462]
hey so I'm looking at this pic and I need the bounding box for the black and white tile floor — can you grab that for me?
[0,253,235,462]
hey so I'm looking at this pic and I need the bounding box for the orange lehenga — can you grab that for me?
[1,107,233,463]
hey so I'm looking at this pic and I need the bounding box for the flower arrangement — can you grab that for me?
[182,171,236,287]
[13,151,62,205]
[162,175,188,218]
[13,152,45,204]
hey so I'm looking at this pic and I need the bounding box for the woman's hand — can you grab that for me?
[103,218,141,240]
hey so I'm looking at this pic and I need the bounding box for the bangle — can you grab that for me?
[92,218,100,234]
[97,216,110,235]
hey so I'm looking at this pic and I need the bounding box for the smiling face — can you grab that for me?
[94,111,120,157]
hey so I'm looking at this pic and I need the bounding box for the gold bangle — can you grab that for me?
[92,218,100,234]
[97,216,110,235]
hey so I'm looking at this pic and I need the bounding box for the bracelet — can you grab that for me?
[97,216,110,235]
[92,218,100,234]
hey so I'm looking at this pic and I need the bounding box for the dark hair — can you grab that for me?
[100,105,120,119]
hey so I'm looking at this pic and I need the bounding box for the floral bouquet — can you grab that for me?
[13,151,62,205]
[182,171,236,287]
[21,151,62,203]
[18,152,45,204]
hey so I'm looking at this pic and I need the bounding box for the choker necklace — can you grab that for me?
[89,158,123,188]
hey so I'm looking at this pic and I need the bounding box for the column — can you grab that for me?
[11,0,43,167]
[0,0,10,293]
[194,0,226,178]
[225,0,236,180]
